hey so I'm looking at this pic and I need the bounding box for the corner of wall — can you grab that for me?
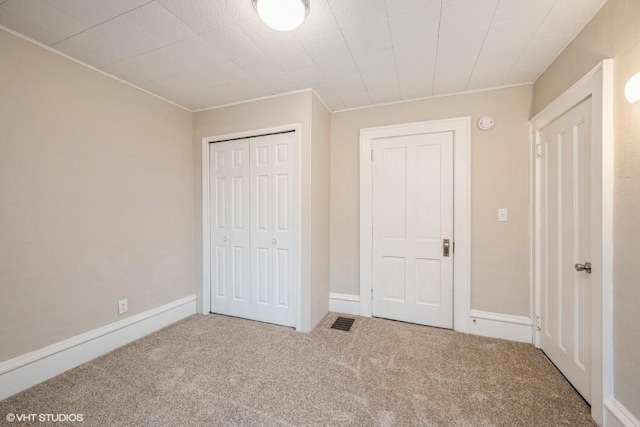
[309,91,332,330]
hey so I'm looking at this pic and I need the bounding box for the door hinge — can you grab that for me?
[371,288,374,300]
[536,316,541,331]
[536,144,543,159]
[371,148,374,162]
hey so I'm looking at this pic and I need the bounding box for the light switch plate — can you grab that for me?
[498,208,508,222]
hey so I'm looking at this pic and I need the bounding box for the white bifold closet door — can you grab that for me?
[209,132,297,328]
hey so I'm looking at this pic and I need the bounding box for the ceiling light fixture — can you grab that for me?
[625,71,640,103]
[252,0,310,32]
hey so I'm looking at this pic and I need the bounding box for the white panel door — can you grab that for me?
[539,98,592,402]
[209,139,251,319]
[250,133,297,327]
[210,132,298,328]
[371,132,454,328]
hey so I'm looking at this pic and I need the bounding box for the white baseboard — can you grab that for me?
[0,295,197,400]
[469,310,533,343]
[605,398,640,427]
[328,299,533,344]
[329,293,361,316]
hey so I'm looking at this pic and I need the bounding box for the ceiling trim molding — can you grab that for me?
[192,88,318,113]
[0,25,193,113]
[332,82,534,114]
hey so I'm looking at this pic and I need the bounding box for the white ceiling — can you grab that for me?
[0,0,607,111]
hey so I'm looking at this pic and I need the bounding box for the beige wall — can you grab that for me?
[613,43,640,417]
[534,0,640,416]
[310,95,331,327]
[193,90,329,331]
[533,0,640,115]
[0,30,195,362]
[330,85,533,317]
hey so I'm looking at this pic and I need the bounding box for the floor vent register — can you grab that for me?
[330,317,355,332]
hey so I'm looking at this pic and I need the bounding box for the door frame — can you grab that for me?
[201,123,304,331]
[359,117,471,333]
[530,60,613,426]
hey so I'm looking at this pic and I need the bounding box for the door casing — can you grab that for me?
[359,117,471,333]
[530,60,614,426]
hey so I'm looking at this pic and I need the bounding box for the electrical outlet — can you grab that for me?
[118,299,128,315]
[498,208,509,222]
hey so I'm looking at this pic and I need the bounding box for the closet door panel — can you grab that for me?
[250,135,275,323]
[249,133,297,327]
[210,139,251,318]
[270,132,297,326]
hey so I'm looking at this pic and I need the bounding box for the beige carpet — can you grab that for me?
[0,313,595,426]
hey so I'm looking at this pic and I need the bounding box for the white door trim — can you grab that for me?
[359,117,471,333]
[201,124,304,331]
[530,59,613,426]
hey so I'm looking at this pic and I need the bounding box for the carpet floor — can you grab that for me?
[0,313,595,426]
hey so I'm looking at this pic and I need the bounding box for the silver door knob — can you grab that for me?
[272,238,277,245]
[223,236,227,242]
[575,262,591,274]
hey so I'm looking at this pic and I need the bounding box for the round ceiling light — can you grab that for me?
[252,0,310,32]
